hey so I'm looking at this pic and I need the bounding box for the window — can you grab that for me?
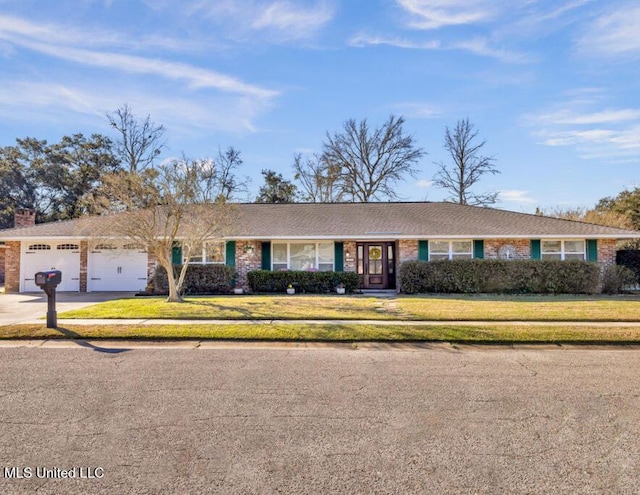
[28,244,51,251]
[184,241,225,264]
[273,244,288,271]
[541,240,585,261]
[272,242,334,271]
[429,240,473,261]
[57,244,79,250]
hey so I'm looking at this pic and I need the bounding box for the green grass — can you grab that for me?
[58,294,640,322]
[395,294,640,321]
[59,295,398,320]
[3,322,640,343]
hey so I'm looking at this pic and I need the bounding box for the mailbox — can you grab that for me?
[34,270,61,328]
[35,270,62,287]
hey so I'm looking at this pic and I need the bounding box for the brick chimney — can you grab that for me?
[14,208,36,228]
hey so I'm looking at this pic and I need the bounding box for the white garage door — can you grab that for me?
[88,243,148,292]
[22,242,80,292]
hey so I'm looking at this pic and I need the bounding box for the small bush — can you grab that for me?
[247,270,360,293]
[601,265,636,294]
[153,264,235,295]
[399,259,600,294]
[616,250,640,284]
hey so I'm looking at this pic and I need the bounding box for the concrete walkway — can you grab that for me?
[17,318,640,327]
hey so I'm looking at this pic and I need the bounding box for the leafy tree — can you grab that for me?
[107,104,166,172]
[596,187,640,230]
[322,115,424,202]
[433,118,499,206]
[292,152,344,203]
[255,169,298,203]
[0,134,120,228]
[100,159,235,302]
[536,206,632,229]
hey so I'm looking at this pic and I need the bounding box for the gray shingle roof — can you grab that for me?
[0,202,638,239]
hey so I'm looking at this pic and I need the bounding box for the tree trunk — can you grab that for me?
[163,260,183,303]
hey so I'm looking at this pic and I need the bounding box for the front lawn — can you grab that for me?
[58,294,640,322]
[59,295,395,320]
[4,322,640,343]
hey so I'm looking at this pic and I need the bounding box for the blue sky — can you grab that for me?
[0,0,639,212]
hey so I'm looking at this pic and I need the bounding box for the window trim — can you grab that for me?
[183,241,226,265]
[428,240,474,261]
[271,241,335,271]
[541,239,586,261]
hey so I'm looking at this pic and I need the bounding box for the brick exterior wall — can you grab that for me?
[485,239,531,260]
[79,241,88,292]
[4,241,20,293]
[0,248,5,284]
[597,239,617,265]
[398,240,418,265]
[343,241,357,273]
[14,209,35,228]
[235,241,262,289]
[147,251,157,290]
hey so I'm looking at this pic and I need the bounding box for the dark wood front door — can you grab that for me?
[357,242,396,290]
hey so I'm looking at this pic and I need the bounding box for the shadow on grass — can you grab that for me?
[183,299,255,319]
[54,327,130,354]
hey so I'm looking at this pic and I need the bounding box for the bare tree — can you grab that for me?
[99,159,234,302]
[292,152,344,203]
[433,118,499,206]
[107,104,166,172]
[322,115,424,202]
[198,147,250,202]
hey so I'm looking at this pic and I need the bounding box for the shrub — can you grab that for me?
[601,265,636,294]
[247,270,360,293]
[152,264,235,295]
[399,259,600,294]
[616,250,640,284]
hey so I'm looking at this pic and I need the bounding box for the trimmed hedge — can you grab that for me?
[152,264,235,295]
[247,270,360,293]
[616,250,640,283]
[399,259,600,294]
[601,264,636,294]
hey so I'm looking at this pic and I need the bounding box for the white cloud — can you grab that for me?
[349,33,440,50]
[499,190,535,204]
[525,89,640,161]
[396,0,497,30]
[348,33,526,63]
[391,102,442,119]
[416,179,434,188]
[0,15,278,99]
[0,80,268,134]
[534,108,640,126]
[0,14,279,134]
[577,4,640,58]
[188,0,334,42]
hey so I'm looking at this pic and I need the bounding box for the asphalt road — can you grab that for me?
[1,343,639,494]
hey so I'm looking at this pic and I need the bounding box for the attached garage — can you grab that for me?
[88,243,148,292]
[22,241,80,292]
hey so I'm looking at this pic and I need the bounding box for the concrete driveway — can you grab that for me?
[0,292,136,325]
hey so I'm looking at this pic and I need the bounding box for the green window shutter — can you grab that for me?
[171,243,182,265]
[418,240,429,261]
[587,239,598,262]
[334,242,344,272]
[530,239,541,260]
[225,241,236,268]
[473,240,484,259]
[261,242,271,270]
